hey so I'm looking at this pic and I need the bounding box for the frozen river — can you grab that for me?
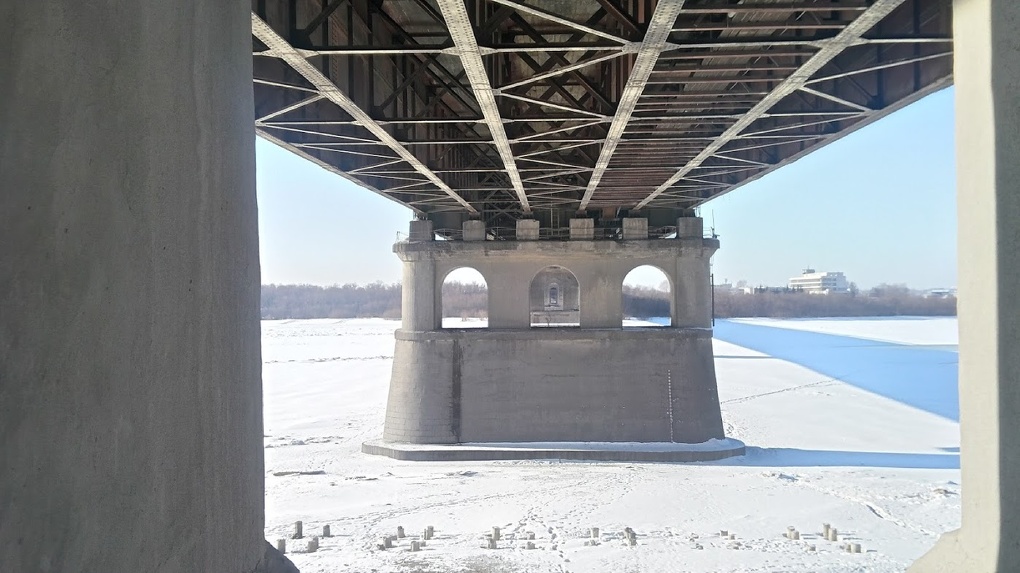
[262,317,960,573]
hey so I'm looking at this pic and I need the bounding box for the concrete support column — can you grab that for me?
[677,217,704,239]
[674,256,712,328]
[578,269,623,328]
[570,218,595,240]
[0,2,263,571]
[463,219,486,241]
[516,219,540,240]
[911,1,1020,570]
[401,258,438,331]
[488,262,532,329]
[409,219,434,242]
[622,217,649,240]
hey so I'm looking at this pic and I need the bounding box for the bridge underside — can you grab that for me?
[253,0,952,237]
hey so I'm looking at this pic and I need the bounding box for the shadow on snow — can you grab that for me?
[709,319,959,422]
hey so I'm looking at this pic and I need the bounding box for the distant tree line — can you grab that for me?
[713,283,956,318]
[262,282,955,320]
[262,283,401,319]
[622,285,671,318]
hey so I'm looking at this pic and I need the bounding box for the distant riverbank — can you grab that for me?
[262,283,955,320]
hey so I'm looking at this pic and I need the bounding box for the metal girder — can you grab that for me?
[799,86,874,112]
[486,0,629,45]
[634,0,907,210]
[678,2,868,13]
[436,0,530,212]
[578,0,686,210]
[252,13,478,214]
[252,0,951,221]
[256,93,324,122]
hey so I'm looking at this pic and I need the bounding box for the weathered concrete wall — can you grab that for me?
[386,235,723,444]
[398,237,718,330]
[0,2,264,572]
[910,0,1020,570]
[385,329,723,444]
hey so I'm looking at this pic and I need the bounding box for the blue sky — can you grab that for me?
[256,87,956,290]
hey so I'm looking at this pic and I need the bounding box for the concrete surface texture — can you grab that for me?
[910,0,1020,570]
[362,438,746,462]
[384,328,725,444]
[0,2,265,572]
[383,228,726,445]
[396,231,719,330]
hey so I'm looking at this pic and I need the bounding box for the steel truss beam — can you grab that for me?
[634,0,908,210]
[436,0,530,212]
[252,13,478,214]
[253,0,951,219]
[579,0,686,210]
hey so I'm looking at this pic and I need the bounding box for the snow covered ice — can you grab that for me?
[262,317,960,573]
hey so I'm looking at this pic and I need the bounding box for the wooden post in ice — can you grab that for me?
[590,527,600,539]
[275,539,286,554]
[397,526,405,539]
[852,543,862,553]
[322,524,331,538]
[526,541,536,550]
[423,528,431,541]
[382,536,393,549]
[488,537,498,549]
[307,536,319,552]
[829,528,838,542]
[822,523,831,538]
[291,521,303,539]
[410,540,421,552]
[492,526,501,541]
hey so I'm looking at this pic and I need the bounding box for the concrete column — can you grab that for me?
[570,218,595,240]
[577,268,623,328]
[674,256,712,328]
[463,219,486,241]
[622,218,649,240]
[0,2,263,572]
[409,219,434,241]
[401,257,438,331]
[516,219,540,240]
[676,217,704,239]
[488,262,532,329]
[911,1,1020,570]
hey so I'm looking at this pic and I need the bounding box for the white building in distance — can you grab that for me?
[788,268,850,294]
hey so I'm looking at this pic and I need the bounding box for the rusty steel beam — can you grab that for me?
[579,0,687,210]
[634,0,907,210]
[252,12,478,214]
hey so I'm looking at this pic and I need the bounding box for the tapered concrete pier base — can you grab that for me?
[374,226,735,452]
[910,0,1020,570]
[385,327,724,444]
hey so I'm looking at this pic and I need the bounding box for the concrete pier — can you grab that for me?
[0,2,263,571]
[375,220,733,452]
[910,0,1020,570]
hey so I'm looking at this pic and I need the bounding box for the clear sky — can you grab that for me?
[256,87,956,290]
